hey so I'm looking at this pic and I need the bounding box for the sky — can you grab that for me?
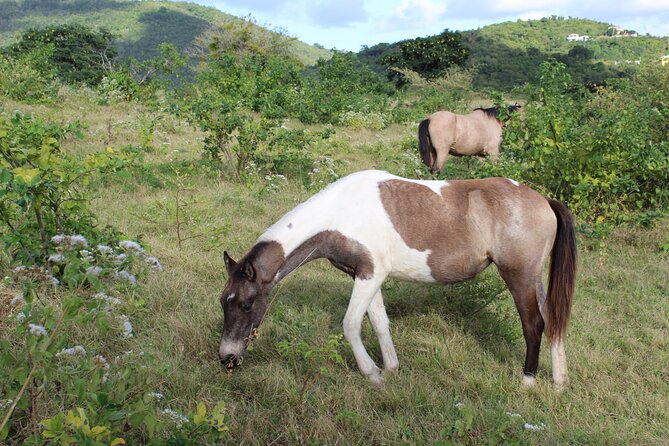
[194,0,669,51]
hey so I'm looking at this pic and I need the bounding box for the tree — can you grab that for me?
[380,29,470,86]
[4,24,117,86]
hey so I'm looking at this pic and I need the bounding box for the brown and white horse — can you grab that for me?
[419,105,521,173]
[219,170,576,387]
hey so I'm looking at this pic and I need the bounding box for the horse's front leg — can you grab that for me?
[343,276,386,384]
[367,289,399,373]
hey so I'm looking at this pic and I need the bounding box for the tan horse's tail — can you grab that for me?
[546,199,577,342]
[418,118,434,169]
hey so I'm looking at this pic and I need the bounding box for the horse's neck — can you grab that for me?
[257,200,334,284]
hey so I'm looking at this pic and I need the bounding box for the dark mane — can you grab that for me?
[474,104,521,121]
[474,106,501,120]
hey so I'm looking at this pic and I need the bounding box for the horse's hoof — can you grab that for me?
[522,375,536,387]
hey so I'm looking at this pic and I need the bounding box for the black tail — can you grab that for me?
[418,118,434,169]
[546,199,577,342]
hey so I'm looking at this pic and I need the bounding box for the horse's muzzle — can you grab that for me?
[220,353,240,370]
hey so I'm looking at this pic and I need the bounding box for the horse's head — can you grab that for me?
[218,251,271,369]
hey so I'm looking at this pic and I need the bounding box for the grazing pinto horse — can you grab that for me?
[419,105,521,173]
[219,170,576,387]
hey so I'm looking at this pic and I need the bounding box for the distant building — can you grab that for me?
[607,25,625,35]
[567,33,591,42]
[607,25,637,37]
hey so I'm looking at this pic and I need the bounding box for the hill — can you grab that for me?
[360,17,669,91]
[0,0,331,66]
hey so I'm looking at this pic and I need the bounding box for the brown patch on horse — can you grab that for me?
[378,178,554,283]
[278,230,374,281]
[232,241,286,284]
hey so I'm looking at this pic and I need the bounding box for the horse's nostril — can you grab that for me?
[220,354,239,370]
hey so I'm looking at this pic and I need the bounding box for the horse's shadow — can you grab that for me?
[267,262,524,369]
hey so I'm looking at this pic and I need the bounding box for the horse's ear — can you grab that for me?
[242,261,256,281]
[224,251,237,273]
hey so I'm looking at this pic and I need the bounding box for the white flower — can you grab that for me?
[94,355,110,383]
[161,408,189,427]
[148,392,164,400]
[10,293,24,306]
[16,313,26,323]
[50,276,60,286]
[96,245,114,255]
[13,266,27,273]
[119,240,147,257]
[56,345,87,357]
[94,292,122,306]
[70,235,88,248]
[79,250,94,262]
[506,412,522,418]
[48,253,66,264]
[524,422,546,431]
[86,266,103,276]
[52,234,88,249]
[455,402,465,408]
[0,399,13,410]
[144,256,163,271]
[115,270,136,285]
[28,324,48,337]
[118,315,133,338]
[113,253,128,265]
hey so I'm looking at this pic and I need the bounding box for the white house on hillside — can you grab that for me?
[567,33,591,42]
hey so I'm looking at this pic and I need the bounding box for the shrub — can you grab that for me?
[0,46,58,103]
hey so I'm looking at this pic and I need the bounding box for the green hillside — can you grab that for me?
[0,0,331,65]
[466,16,668,61]
[463,17,669,89]
[359,17,669,91]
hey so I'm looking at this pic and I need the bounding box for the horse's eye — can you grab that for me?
[241,301,252,313]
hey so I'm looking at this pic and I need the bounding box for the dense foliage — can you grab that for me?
[4,24,116,86]
[380,29,470,85]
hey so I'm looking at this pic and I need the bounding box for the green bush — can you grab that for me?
[296,52,391,124]
[4,24,117,86]
[0,112,137,267]
[0,46,59,103]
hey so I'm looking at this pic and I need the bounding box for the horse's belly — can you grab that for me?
[388,248,437,283]
[387,246,491,284]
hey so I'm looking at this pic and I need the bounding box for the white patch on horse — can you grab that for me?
[507,179,520,187]
[258,170,438,283]
[404,178,449,195]
[226,293,235,302]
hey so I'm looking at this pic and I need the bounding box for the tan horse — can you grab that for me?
[419,105,521,173]
[218,170,576,388]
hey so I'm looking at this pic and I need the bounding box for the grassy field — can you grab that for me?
[1,88,668,445]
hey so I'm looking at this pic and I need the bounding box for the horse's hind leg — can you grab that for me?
[537,284,568,387]
[367,289,399,373]
[498,268,545,386]
[343,275,387,384]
